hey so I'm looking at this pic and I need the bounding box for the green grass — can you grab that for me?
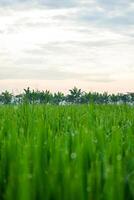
[0,104,134,200]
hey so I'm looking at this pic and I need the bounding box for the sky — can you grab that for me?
[0,0,134,93]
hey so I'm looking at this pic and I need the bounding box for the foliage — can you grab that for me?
[0,87,134,105]
[1,91,12,104]
[0,104,134,200]
[67,87,83,103]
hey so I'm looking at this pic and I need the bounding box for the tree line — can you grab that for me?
[0,87,134,105]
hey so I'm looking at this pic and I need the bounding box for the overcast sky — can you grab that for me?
[0,0,134,93]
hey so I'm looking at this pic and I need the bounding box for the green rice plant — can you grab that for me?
[0,104,134,200]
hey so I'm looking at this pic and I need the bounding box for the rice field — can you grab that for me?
[0,104,134,200]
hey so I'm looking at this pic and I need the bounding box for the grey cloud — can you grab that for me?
[21,42,96,68]
[24,49,47,56]
[0,0,133,86]
[0,0,28,6]
[0,66,114,82]
[0,30,5,34]
[0,67,79,79]
[27,39,132,58]
[14,56,46,65]
[38,0,77,8]
[1,0,134,29]
[0,0,78,8]
[79,10,134,28]
[95,0,132,10]
[69,1,134,28]
[0,0,132,11]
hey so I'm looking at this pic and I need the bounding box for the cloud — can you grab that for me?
[0,65,114,82]
[0,0,133,12]
[0,0,78,8]
[1,0,134,28]
[38,0,77,8]
[66,0,134,29]
[0,0,134,91]
[95,0,132,10]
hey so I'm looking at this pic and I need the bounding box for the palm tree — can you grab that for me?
[110,94,118,104]
[31,90,40,104]
[127,93,134,104]
[1,91,12,104]
[80,92,93,104]
[23,87,32,104]
[102,92,109,104]
[119,93,129,104]
[0,94,3,104]
[15,94,23,104]
[67,87,83,104]
[53,92,65,105]
[39,90,53,104]
[91,92,100,104]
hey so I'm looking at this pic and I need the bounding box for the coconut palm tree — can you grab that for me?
[53,92,65,105]
[127,93,134,104]
[39,90,53,104]
[67,87,83,104]
[102,92,109,104]
[23,87,32,104]
[0,94,3,104]
[1,90,12,104]
[119,94,129,104]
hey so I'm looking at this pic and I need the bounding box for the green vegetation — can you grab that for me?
[0,104,134,200]
[0,87,134,105]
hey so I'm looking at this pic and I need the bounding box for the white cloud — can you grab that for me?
[0,0,134,92]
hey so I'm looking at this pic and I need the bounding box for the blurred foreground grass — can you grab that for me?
[0,104,134,200]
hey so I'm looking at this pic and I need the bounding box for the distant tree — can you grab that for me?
[0,87,133,105]
[39,90,53,104]
[119,94,129,104]
[110,94,119,104]
[1,91,12,104]
[91,92,100,104]
[15,94,23,104]
[53,92,65,105]
[80,92,92,104]
[102,92,109,104]
[127,93,134,104]
[23,87,32,104]
[31,90,40,104]
[0,94,3,104]
[67,87,83,104]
